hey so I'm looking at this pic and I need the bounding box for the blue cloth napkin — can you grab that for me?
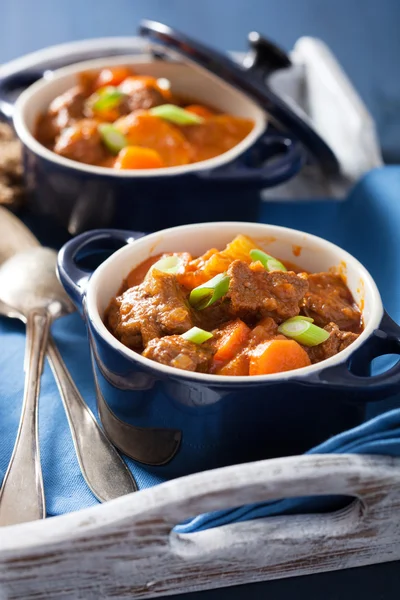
[1,166,400,528]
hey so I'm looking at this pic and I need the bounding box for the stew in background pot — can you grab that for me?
[35,66,254,169]
[105,234,363,376]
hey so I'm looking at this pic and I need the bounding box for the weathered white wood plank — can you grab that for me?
[1,454,400,599]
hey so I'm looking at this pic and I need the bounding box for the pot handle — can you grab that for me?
[57,229,146,312]
[0,71,45,121]
[294,312,400,401]
[198,132,304,185]
[244,31,292,79]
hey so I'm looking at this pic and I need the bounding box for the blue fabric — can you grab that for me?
[1,166,400,525]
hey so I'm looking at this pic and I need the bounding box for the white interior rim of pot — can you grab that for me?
[14,54,268,178]
[85,221,383,384]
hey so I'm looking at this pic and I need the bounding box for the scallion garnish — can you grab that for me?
[149,104,204,125]
[278,317,330,347]
[189,273,230,310]
[283,315,314,323]
[98,124,128,154]
[250,249,287,272]
[181,327,213,344]
[150,255,183,275]
[91,86,125,112]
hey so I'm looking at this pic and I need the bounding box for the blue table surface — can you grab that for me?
[1,2,400,596]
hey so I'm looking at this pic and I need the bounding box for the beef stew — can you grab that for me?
[105,234,363,376]
[35,66,254,170]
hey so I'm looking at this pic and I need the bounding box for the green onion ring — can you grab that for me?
[189,272,230,310]
[278,318,330,346]
[149,104,204,125]
[250,249,287,272]
[150,255,184,275]
[98,124,127,154]
[181,327,213,344]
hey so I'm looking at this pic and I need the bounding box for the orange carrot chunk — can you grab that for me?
[114,146,165,169]
[215,352,250,376]
[213,319,251,363]
[95,67,134,89]
[249,338,311,375]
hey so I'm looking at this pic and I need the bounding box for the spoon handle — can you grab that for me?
[47,339,137,501]
[0,308,49,526]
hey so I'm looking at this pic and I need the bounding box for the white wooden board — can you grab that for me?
[1,454,400,599]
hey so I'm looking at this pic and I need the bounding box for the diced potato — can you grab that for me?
[114,146,165,169]
[223,234,261,262]
[202,252,232,278]
[177,235,263,290]
[203,234,261,278]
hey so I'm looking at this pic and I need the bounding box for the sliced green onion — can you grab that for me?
[182,327,213,344]
[149,104,204,125]
[284,315,314,323]
[90,86,125,112]
[98,124,127,154]
[278,318,330,347]
[189,273,230,310]
[250,249,287,272]
[150,255,183,275]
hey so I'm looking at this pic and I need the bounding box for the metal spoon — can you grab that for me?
[0,210,137,506]
[0,217,137,526]
[0,248,72,524]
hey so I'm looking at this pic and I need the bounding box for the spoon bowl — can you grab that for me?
[0,247,74,318]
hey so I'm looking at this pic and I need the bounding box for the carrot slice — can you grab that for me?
[249,339,311,375]
[215,352,249,376]
[95,67,134,89]
[114,113,191,167]
[114,146,165,169]
[213,319,251,363]
[177,249,220,290]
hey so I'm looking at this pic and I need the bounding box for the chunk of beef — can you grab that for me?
[143,335,213,372]
[53,119,107,165]
[227,260,308,322]
[307,322,359,364]
[107,298,142,349]
[35,113,60,147]
[119,86,165,114]
[300,272,361,331]
[49,86,87,121]
[36,87,87,147]
[194,299,233,331]
[106,269,193,349]
[249,317,279,345]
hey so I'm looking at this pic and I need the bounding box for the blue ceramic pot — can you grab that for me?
[0,55,305,235]
[57,222,400,479]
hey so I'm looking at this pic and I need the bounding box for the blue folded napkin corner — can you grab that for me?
[1,166,400,530]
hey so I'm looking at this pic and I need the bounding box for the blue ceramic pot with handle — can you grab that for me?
[57,222,400,479]
[0,21,339,235]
